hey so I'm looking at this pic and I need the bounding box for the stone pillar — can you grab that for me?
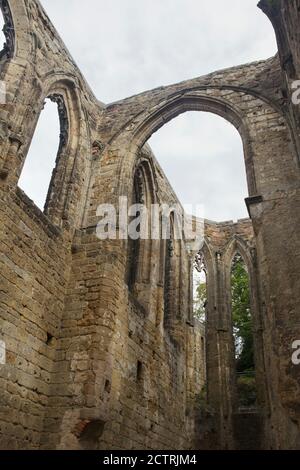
[205,250,235,449]
[248,194,300,449]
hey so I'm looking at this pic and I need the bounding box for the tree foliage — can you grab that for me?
[194,280,207,322]
[193,253,254,371]
[231,254,254,373]
[193,253,256,406]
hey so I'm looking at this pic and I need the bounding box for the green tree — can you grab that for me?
[231,254,254,373]
[193,254,254,370]
[194,281,207,322]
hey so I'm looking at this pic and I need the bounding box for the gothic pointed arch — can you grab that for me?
[126,147,157,296]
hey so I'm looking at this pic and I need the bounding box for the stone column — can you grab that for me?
[205,250,235,449]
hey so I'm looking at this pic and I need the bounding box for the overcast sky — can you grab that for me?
[3,1,277,220]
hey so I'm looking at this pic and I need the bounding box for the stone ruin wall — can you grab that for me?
[0,0,299,450]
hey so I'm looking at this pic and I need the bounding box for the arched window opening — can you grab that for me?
[163,212,181,330]
[231,253,257,409]
[0,9,5,53]
[127,156,156,296]
[193,251,207,401]
[148,111,248,222]
[127,168,142,291]
[193,251,207,323]
[163,230,173,329]
[18,95,68,212]
[162,210,182,333]
[0,0,14,63]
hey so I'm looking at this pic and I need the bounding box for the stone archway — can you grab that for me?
[93,77,300,448]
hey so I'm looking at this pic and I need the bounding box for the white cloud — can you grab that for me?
[149,112,247,221]
[40,0,276,103]
[17,1,277,219]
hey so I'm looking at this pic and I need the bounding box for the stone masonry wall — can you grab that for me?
[0,0,299,450]
[0,0,100,450]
